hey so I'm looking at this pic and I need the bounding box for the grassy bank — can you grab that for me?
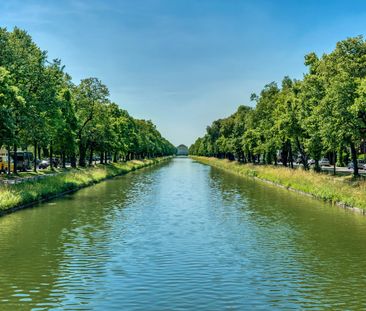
[0,168,63,181]
[192,156,366,211]
[0,157,171,213]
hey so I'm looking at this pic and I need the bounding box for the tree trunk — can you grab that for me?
[78,142,87,167]
[289,143,294,169]
[7,145,11,175]
[333,151,336,176]
[71,152,77,168]
[337,146,344,167]
[50,142,53,170]
[89,145,94,166]
[33,142,37,172]
[314,160,321,172]
[13,144,17,174]
[350,142,359,177]
[281,140,290,167]
[296,137,308,170]
[62,152,66,169]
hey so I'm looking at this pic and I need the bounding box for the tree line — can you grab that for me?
[190,36,366,176]
[0,27,176,173]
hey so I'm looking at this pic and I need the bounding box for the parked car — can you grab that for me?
[319,158,330,166]
[308,159,316,166]
[348,159,365,169]
[358,159,365,169]
[39,160,50,169]
[52,158,60,168]
[10,151,33,171]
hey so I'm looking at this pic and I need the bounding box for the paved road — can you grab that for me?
[321,166,366,175]
[291,163,366,175]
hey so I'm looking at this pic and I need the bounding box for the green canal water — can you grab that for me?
[1,158,366,310]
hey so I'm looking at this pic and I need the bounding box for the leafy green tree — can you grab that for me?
[74,78,109,167]
[316,37,366,176]
[0,66,25,173]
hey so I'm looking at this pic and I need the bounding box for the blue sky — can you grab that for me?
[1,0,366,146]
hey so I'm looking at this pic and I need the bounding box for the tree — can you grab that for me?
[316,37,366,176]
[0,66,25,173]
[74,78,109,167]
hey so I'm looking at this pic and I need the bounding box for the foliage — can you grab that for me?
[0,27,175,173]
[193,156,366,210]
[190,36,366,176]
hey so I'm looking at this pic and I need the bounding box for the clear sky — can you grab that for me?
[1,0,366,146]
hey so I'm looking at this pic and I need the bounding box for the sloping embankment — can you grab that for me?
[191,156,366,214]
[0,157,172,216]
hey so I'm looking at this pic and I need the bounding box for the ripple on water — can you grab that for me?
[0,159,366,309]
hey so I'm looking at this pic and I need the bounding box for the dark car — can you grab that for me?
[39,160,50,169]
[52,158,60,168]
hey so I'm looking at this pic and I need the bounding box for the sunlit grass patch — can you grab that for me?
[0,157,170,213]
[192,156,366,210]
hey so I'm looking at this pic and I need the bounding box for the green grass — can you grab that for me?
[0,167,67,180]
[0,157,171,212]
[192,156,366,210]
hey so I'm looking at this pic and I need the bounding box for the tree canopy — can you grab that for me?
[0,27,175,173]
[190,36,366,176]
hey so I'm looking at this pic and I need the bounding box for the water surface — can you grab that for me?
[1,158,366,310]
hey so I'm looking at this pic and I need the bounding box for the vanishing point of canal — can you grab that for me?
[1,158,366,310]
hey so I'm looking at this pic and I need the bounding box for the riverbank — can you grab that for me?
[0,157,172,215]
[191,156,366,213]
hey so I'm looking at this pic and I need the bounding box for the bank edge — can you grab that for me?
[0,157,173,217]
[191,156,366,215]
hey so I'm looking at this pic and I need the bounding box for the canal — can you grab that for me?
[1,157,366,310]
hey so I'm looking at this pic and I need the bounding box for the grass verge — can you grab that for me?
[0,157,171,213]
[191,156,366,211]
[0,167,65,181]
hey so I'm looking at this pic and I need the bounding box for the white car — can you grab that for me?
[348,160,365,169]
[319,158,330,166]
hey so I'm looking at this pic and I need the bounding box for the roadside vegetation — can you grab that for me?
[0,157,170,213]
[0,27,176,175]
[0,167,64,181]
[190,36,366,177]
[193,156,366,210]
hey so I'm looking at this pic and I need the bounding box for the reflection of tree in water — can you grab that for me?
[208,166,366,309]
[2,160,366,310]
[0,166,153,310]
